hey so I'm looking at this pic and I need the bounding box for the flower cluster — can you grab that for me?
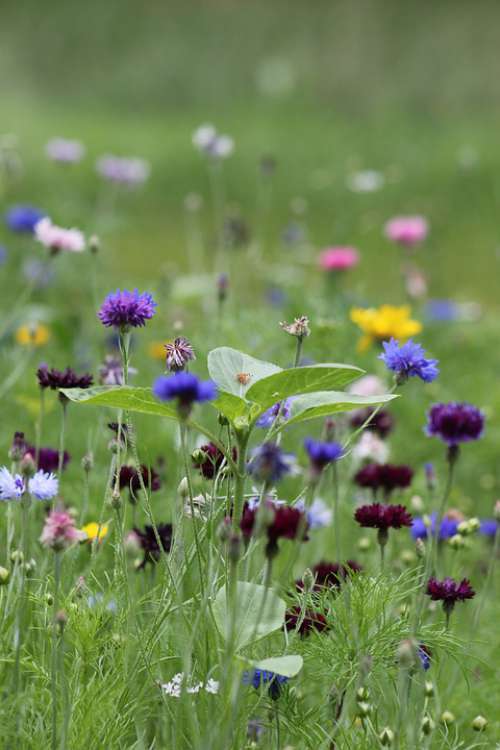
[164,337,196,372]
[118,465,161,497]
[161,672,219,698]
[96,155,150,186]
[304,438,343,473]
[285,606,329,637]
[318,246,360,272]
[256,399,293,428]
[132,524,173,569]
[192,124,234,159]
[247,443,296,484]
[45,138,85,164]
[296,560,362,592]
[385,216,428,247]
[355,503,413,531]
[153,372,217,416]
[426,577,475,615]
[0,467,59,501]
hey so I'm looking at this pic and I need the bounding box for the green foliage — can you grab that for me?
[212,581,286,650]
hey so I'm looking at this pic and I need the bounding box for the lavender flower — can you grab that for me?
[5,205,46,233]
[34,218,85,253]
[0,467,25,500]
[256,399,293,428]
[99,355,137,385]
[98,289,157,330]
[96,155,150,186]
[45,138,85,164]
[379,338,439,383]
[426,402,484,447]
[28,470,59,500]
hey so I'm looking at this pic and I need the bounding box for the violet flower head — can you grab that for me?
[379,338,439,383]
[98,355,137,385]
[28,470,59,500]
[411,513,459,541]
[96,155,150,186]
[5,205,46,233]
[45,137,85,164]
[165,337,196,372]
[37,365,93,394]
[256,399,293,428]
[153,372,216,416]
[296,560,362,592]
[247,443,296,484]
[133,523,173,569]
[480,519,498,537]
[240,501,308,558]
[384,216,428,247]
[426,402,484,447]
[304,438,344,472]
[98,289,157,330]
[426,576,475,614]
[0,467,25,500]
[40,509,84,550]
[354,503,413,531]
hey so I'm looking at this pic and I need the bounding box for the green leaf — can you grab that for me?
[251,655,303,678]
[60,386,178,420]
[208,347,281,398]
[282,391,398,428]
[212,581,286,650]
[211,392,257,424]
[245,364,364,412]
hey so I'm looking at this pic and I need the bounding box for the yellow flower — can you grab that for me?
[148,341,166,360]
[81,522,109,543]
[15,323,50,347]
[350,305,422,351]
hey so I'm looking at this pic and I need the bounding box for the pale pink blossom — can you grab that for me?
[45,138,85,164]
[319,246,360,271]
[352,432,390,465]
[348,375,386,398]
[35,218,85,253]
[384,216,428,247]
[40,509,86,551]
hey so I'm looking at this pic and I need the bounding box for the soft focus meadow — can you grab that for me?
[1,2,500,749]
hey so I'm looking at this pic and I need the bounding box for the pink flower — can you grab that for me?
[34,218,85,253]
[40,509,85,551]
[384,216,428,247]
[319,246,360,271]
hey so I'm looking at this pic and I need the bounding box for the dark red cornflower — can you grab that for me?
[354,463,413,497]
[133,523,173,568]
[426,576,475,615]
[285,606,329,637]
[355,503,413,531]
[296,560,362,592]
[240,501,309,559]
[350,409,394,438]
[192,442,235,479]
[119,465,161,499]
[27,444,70,473]
[37,364,93,399]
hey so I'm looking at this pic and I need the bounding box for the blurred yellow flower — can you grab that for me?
[148,341,166,360]
[15,323,50,347]
[81,522,109,543]
[350,305,422,351]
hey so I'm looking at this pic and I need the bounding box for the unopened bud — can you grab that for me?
[467,517,480,533]
[357,702,371,718]
[424,462,436,490]
[0,566,10,585]
[24,558,37,574]
[20,452,36,478]
[440,710,455,725]
[110,490,122,509]
[397,638,417,668]
[10,549,23,565]
[177,477,190,499]
[46,593,54,606]
[471,715,488,731]
[358,536,371,551]
[218,413,230,427]
[424,681,434,697]
[449,534,465,550]
[356,687,369,702]
[415,538,425,559]
[217,517,232,544]
[9,432,27,462]
[379,727,394,746]
[410,494,424,512]
[421,715,434,735]
[81,453,94,472]
[228,533,241,564]
[55,609,67,633]
[89,234,100,254]
[301,568,315,594]
[494,500,500,521]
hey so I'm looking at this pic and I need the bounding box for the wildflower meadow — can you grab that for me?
[1,2,499,748]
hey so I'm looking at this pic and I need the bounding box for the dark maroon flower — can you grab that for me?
[28,444,70,473]
[426,576,475,614]
[350,409,394,438]
[285,606,329,637]
[354,463,413,497]
[192,442,235,479]
[426,402,484,447]
[296,560,362,592]
[240,501,308,559]
[133,523,173,568]
[354,503,413,531]
[119,465,161,499]
[37,364,94,394]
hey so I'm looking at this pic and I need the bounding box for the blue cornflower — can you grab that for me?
[247,443,296,484]
[28,470,59,500]
[153,372,217,417]
[379,338,439,383]
[243,669,288,699]
[98,289,157,330]
[425,299,459,322]
[0,467,25,500]
[256,399,293,428]
[304,438,344,472]
[296,498,332,529]
[480,519,498,537]
[411,513,458,541]
[418,645,431,671]
[5,205,46,233]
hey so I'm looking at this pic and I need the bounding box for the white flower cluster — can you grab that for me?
[161,673,219,698]
[192,124,234,159]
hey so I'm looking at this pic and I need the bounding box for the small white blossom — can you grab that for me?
[352,432,389,465]
[28,470,59,501]
[204,678,219,695]
[35,218,85,253]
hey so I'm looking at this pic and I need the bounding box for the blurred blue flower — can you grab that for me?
[5,205,46,233]
[28,470,59,500]
[248,443,296,484]
[379,338,439,383]
[425,299,459,322]
[480,519,498,537]
[256,399,293,428]
[304,438,344,471]
[0,467,25,500]
[411,513,458,540]
[153,372,217,407]
[418,645,431,671]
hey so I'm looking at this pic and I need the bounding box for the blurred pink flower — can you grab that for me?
[35,218,85,253]
[45,138,85,164]
[40,509,85,551]
[384,216,428,247]
[319,246,359,271]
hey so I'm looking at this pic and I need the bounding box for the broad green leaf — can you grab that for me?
[252,655,303,678]
[282,391,398,428]
[60,386,178,420]
[212,581,286,650]
[245,364,364,412]
[208,347,281,398]
[211,392,254,423]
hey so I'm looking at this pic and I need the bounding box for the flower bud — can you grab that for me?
[55,609,67,634]
[440,710,455,725]
[356,687,369,702]
[0,566,10,585]
[177,477,190,499]
[46,593,54,606]
[24,558,37,574]
[415,538,425,559]
[301,568,315,594]
[397,639,417,668]
[449,533,465,549]
[421,715,434,735]
[410,494,424,512]
[89,234,100,254]
[9,432,27,462]
[358,536,371,551]
[471,715,488,732]
[20,452,36,478]
[217,517,232,544]
[218,413,230,427]
[110,490,122,510]
[494,500,500,521]
[467,517,480,533]
[424,681,434,697]
[81,453,94,472]
[357,702,371,718]
[228,533,241,564]
[10,549,23,565]
[280,315,310,339]
[379,727,394,746]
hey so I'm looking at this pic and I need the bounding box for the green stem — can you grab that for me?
[231,430,250,531]
[51,551,62,750]
[332,463,341,561]
[57,400,68,479]
[179,421,206,595]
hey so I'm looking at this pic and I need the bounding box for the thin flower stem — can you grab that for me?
[35,388,45,468]
[342,382,398,453]
[179,421,206,595]
[332,463,342,561]
[57,400,68,478]
[51,551,62,750]
[231,430,250,531]
[471,523,499,630]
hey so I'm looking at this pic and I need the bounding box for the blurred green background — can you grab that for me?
[2,0,500,301]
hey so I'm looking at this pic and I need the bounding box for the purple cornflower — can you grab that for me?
[165,337,196,372]
[256,399,293,428]
[5,205,46,233]
[28,470,59,500]
[411,513,459,541]
[247,443,296,484]
[418,645,432,671]
[354,463,413,498]
[426,402,484,447]
[98,289,157,330]
[24,444,70,473]
[355,503,413,531]
[242,669,288,699]
[304,438,344,473]
[96,155,150,186]
[0,467,25,500]
[426,576,475,616]
[379,338,439,383]
[37,365,93,401]
[479,519,498,537]
[133,523,173,569]
[153,372,217,417]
